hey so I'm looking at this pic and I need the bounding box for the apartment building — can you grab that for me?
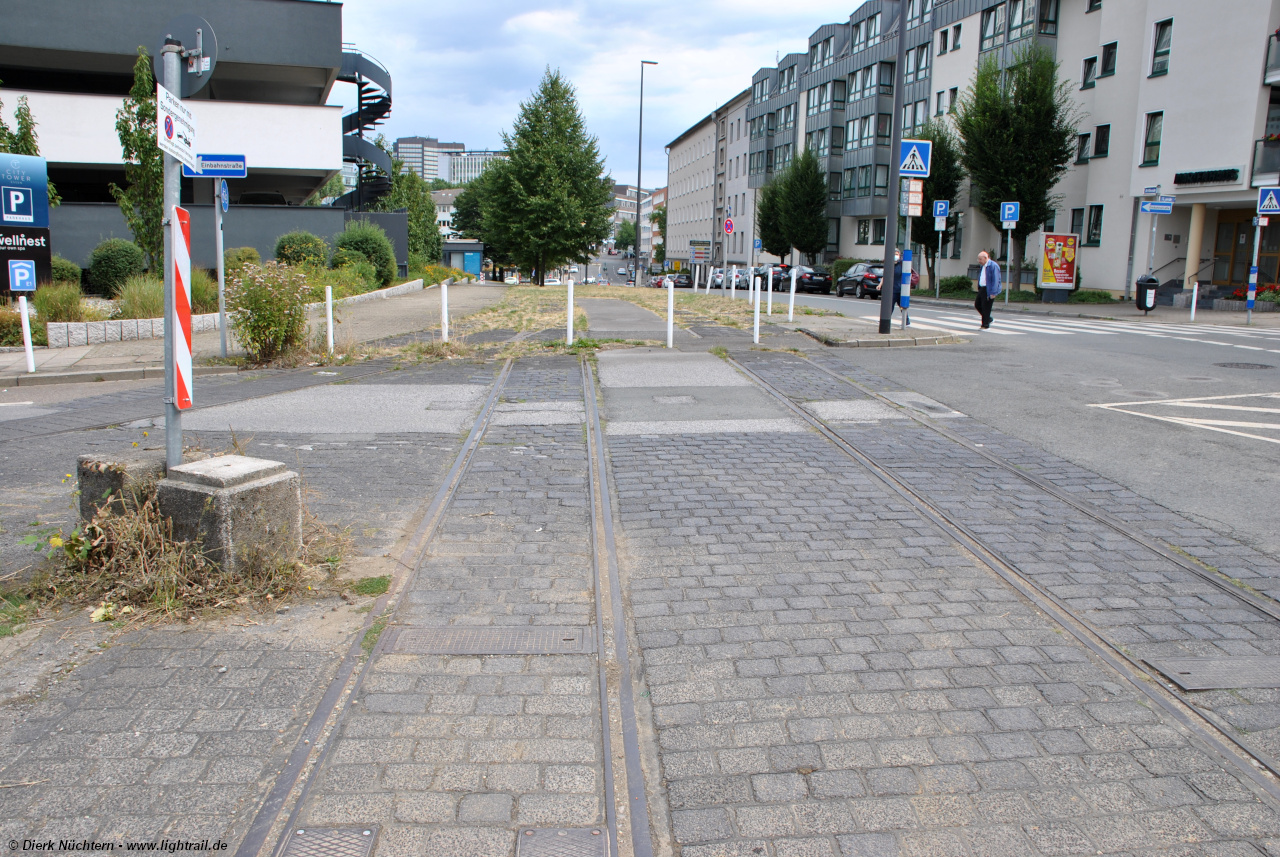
[445,150,508,184]
[394,137,464,181]
[665,114,717,270]
[640,186,667,265]
[721,90,756,267]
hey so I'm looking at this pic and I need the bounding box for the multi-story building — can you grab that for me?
[609,183,647,250]
[644,186,667,264]
[431,188,465,239]
[444,150,508,185]
[665,114,718,270]
[394,137,464,182]
[721,89,756,268]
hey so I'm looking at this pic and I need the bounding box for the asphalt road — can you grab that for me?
[749,289,1280,560]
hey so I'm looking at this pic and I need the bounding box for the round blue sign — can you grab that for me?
[219,179,229,213]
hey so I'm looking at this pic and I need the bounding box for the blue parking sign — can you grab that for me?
[1000,201,1020,223]
[933,200,950,218]
[0,154,50,227]
[8,258,36,292]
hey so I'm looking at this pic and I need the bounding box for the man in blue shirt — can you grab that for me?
[975,250,1002,329]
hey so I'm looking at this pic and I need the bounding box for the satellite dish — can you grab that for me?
[152,15,218,97]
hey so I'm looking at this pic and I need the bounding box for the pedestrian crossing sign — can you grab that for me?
[899,139,932,177]
[1258,187,1280,214]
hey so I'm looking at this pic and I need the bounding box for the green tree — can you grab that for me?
[0,84,60,205]
[373,159,441,262]
[109,48,164,272]
[648,205,666,265]
[756,171,791,264]
[304,173,345,206]
[908,120,965,289]
[954,43,1078,289]
[485,69,612,284]
[781,148,827,264]
[614,219,636,254]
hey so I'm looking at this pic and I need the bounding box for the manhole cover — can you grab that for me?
[281,827,376,857]
[1148,656,1280,690]
[390,626,594,655]
[1213,362,1274,370]
[517,828,606,857]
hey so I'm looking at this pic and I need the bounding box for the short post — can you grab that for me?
[666,276,674,349]
[325,285,334,354]
[441,276,450,342]
[693,266,700,293]
[900,248,912,330]
[1190,281,1199,322]
[730,265,737,300]
[566,277,575,344]
[18,295,35,374]
[214,181,227,358]
[753,276,761,344]
[766,267,773,315]
[788,267,797,321]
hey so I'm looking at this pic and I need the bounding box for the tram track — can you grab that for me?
[726,352,1280,806]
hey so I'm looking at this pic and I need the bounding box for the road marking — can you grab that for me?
[0,402,35,407]
[1090,392,1280,445]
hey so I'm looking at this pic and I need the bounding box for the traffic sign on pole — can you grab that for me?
[219,179,229,213]
[1140,201,1173,214]
[754,238,761,250]
[1258,187,1280,214]
[183,154,247,179]
[1000,201,1020,226]
[899,139,932,177]
[157,84,199,171]
[724,218,734,234]
[171,206,194,411]
[933,200,950,218]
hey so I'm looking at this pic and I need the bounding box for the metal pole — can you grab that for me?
[1249,221,1261,325]
[901,218,912,329]
[753,276,761,343]
[567,278,574,344]
[214,180,227,357]
[1147,213,1160,274]
[731,264,737,300]
[1004,227,1012,307]
[666,277,674,348]
[18,295,34,373]
[162,40,183,470]
[1190,281,1199,322]
[767,266,773,315]
[325,285,334,354]
[880,0,909,334]
[637,61,656,289]
[441,277,450,342]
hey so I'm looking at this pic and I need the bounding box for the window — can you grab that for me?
[874,164,889,196]
[1100,42,1117,76]
[1076,133,1091,164]
[1087,0,1101,11]
[953,24,962,49]
[774,143,794,170]
[916,43,930,79]
[1093,124,1110,157]
[858,219,870,244]
[831,125,845,149]
[852,19,866,51]
[1044,211,1056,232]
[1082,56,1098,88]
[752,79,770,104]
[779,66,797,93]
[949,87,959,112]
[937,91,946,116]
[810,37,834,70]
[981,5,1005,51]
[1008,0,1032,41]
[777,104,796,131]
[857,165,872,197]
[905,48,916,84]
[879,62,895,96]
[1086,204,1104,245]
[1038,0,1059,35]
[844,169,857,199]
[829,172,842,201]
[939,28,949,54]
[806,128,830,158]
[873,218,886,244]
[833,79,846,109]
[1070,207,1084,237]
[876,113,891,144]
[867,13,882,46]
[846,119,857,149]
[861,116,874,148]
[1152,19,1172,75]
[1142,111,1163,165]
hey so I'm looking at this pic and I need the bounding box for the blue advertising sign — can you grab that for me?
[933,200,950,218]
[182,154,247,179]
[0,154,50,228]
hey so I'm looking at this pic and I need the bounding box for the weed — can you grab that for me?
[0,592,33,637]
[361,613,389,656]
[353,576,390,596]
[709,346,729,359]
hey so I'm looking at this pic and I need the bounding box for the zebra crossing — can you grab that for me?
[857,308,1280,354]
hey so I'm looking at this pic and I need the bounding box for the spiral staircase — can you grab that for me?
[332,47,393,211]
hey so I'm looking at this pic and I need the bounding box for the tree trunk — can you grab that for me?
[926,247,937,294]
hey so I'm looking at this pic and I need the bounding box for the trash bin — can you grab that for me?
[1135,275,1159,313]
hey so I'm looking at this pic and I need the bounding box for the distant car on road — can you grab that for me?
[503,276,519,285]
[544,277,562,286]
[617,267,627,275]
[672,273,693,288]
[586,276,598,284]
[569,265,579,273]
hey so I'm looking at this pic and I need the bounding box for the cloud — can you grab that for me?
[334,0,864,186]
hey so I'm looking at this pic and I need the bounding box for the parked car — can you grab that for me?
[836,263,919,298]
[544,277,562,286]
[586,276,598,284]
[503,276,520,285]
[672,272,693,288]
[617,267,627,275]
[793,265,833,294]
[569,265,579,273]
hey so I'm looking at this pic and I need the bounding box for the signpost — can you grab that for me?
[1250,187,1280,323]
[217,179,229,355]
[893,141,932,326]
[1000,202,1019,306]
[2,153,52,374]
[899,139,932,177]
[933,200,951,297]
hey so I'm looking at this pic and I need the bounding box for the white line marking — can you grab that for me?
[0,401,35,407]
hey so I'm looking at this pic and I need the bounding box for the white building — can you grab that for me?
[665,116,718,271]
[445,150,508,185]
[394,137,464,181]
[431,188,465,239]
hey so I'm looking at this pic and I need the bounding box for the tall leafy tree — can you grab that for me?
[0,84,60,205]
[756,172,791,264]
[614,219,636,254]
[955,43,1077,288]
[649,205,666,266]
[908,120,964,289]
[109,48,163,271]
[373,157,442,263]
[781,148,827,264]
[451,166,518,275]
[486,69,612,284]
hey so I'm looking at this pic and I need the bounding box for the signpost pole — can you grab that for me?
[214,180,227,357]
[901,218,912,329]
[789,267,797,321]
[767,267,773,316]
[1147,184,1161,276]
[1004,226,1012,307]
[325,285,334,353]
[566,277,574,344]
[1249,220,1261,325]
[161,39,183,470]
[18,295,35,373]
[753,276,761,344]
[666,276,674,348]
[880,0,909,335]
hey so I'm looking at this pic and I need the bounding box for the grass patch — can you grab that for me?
[361,613,389,657]
[112,275,165,320]
[709,345,729,359]
[352,575,390,596]
[0,592,34,637]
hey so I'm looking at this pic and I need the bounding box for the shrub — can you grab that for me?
[308,262,378,301]
[89,238,145,295]
[226,262,310,362]
[938,275,973,292]
[190,268,220,315]
[1068,289,1118,304]
[32,282,89,322]
[0,307,48,346]
[274,231,330,267]
[224,246,261,276]
[51,255,82,285]
[335,220,395,287]
[421,264,469,284]
[830,258,855,280]
[330,247,367,269]
[112,275,165,320]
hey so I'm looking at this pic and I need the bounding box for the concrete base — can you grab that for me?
[78,452,167,521]
[156,455,302,573]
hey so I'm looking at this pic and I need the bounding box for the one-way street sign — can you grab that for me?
[1140,201,1173,214]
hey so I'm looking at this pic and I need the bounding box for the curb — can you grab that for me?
[798,328,964,348]
[0,364,239,388]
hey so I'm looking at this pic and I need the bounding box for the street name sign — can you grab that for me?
[1140,201,1173,214]
[182,154,247,179]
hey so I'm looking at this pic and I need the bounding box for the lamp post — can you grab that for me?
[638,60,657,280]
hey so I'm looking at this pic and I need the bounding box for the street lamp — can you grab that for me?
[638,60,657,279]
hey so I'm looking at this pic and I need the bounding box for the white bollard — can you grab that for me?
[1190,281,1199,322]
[18,295,35,374]
[767,267,774,316]
[753,276,761,343]
[730,265,737,300]
[325,285,334,355]
[567,277,575,344]
[666,277,674,349]
[788,267,797,322]
[693,267,700,293]
[441,277,450,343]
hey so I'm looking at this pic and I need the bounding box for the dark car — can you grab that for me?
[671,272,694,288]
[837,263,920,298]
[794,265,833,294]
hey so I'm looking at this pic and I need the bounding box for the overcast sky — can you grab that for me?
[334,0,864,189]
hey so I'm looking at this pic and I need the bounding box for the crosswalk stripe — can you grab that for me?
[930,314,1076,334]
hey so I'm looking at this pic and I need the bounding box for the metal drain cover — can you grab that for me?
[1213,362,1274,370]
[517,828,606,857]
[1148,656,1280,690]
[390,626,594,655]
[281,827,376,857]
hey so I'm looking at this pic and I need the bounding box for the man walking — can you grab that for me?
[975,250,1002,329]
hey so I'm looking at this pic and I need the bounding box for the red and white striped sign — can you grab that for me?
[171,205,193,410]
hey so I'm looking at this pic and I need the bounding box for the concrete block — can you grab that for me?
[104,320,122,342]
[120,320,138,341]
[86,321,106,344]
[47,323,68,348]
[157,455,302,573]
[78,452,168,521]
[151,318,165,339]
[68,324,88,347]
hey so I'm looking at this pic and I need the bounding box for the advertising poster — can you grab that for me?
[1041,233,1078,289]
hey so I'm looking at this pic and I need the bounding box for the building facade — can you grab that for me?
[431,188,465,239]
[394,137,464,182]
[665,114,718,271]
[644,186,667,264]
[444,150,508,185]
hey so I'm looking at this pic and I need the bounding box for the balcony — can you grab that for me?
[1268,34,1280,85]
[1252,138,1280,187]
